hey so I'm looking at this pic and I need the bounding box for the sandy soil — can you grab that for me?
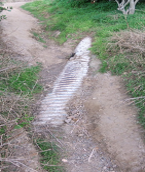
[1,1,145,172]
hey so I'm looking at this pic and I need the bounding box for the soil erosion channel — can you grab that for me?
[1,2,145,172]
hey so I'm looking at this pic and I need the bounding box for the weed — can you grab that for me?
[14,114,34,129]
[99,61,108,73]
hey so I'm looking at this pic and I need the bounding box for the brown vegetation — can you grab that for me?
[109,29,145,55]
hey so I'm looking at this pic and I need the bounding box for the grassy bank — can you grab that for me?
[22,0,145,129]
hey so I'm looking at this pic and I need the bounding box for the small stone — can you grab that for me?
[64,118,71,123]
[109,168,114,171]
[72,110,78,114]
[78,134,84,137]
[65,107,69,111]
[72,118,78,122]
[62,159,68,162]
[103,166,107,170]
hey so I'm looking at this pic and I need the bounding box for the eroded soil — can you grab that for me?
[1,1,145,172]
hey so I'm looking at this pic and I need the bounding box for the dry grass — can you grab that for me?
[108,29,145,55]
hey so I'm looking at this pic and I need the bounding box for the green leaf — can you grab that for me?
[14,125,22,129]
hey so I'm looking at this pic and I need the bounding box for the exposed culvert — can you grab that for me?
[35,37,92,126]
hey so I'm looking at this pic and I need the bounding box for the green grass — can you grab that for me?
[0,64,42,96]
[37,140,64,172]
[0,52,43,168]
[0,62,43,136]
[0,126,6,134]
[32,32,46,43]
[126,75,145,127]
[21,0,145,128]
[22,0,145,43]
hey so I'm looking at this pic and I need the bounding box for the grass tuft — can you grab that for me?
[36,139,65,172]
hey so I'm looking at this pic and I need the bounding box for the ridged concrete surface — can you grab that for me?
[36,37,92,126]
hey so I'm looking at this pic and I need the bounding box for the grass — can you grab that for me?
[0,64,42,96]
[36,139,64,172]
[32,32,46,43]
[0,34,43,170]
[22,0,145,44]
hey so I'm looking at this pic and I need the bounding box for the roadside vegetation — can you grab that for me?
[0,34,64,171]
[0,33,42,170]
[22,0,145,130]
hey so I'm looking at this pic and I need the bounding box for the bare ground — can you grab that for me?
[1,1,145,172]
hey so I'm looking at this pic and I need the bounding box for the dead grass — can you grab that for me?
[108,29,145,55]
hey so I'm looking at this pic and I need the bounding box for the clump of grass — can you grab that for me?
[36,139,64,172]
[32,32,46,43]
[8,65,42,95]
[0,59,42,96]
[109,30,145,54]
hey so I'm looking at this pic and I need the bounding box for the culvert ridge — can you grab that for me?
[35,37,91,126]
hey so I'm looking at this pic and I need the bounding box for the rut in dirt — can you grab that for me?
[36,37,92,126]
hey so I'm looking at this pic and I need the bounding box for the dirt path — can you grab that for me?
[1,2,74,66]
[1,2,145,172]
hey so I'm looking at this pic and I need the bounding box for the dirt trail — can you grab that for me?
[1,2,74,66]
[1,1,145,172]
